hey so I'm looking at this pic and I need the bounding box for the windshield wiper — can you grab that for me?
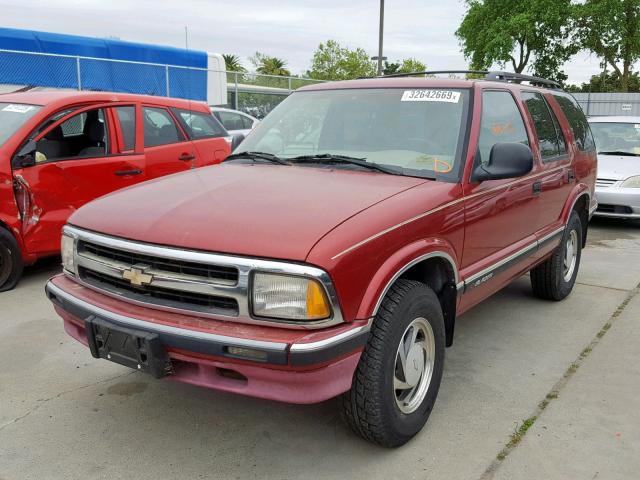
[288,154,403,176]
[598,150,640,157]
[224,151,291,165]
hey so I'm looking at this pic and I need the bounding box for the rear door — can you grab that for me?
[520,91,573,238]
[142,106,196,178]
[172,108,230,166]
[14,103,146,255]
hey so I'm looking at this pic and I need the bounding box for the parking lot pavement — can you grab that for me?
[0,222,638,480]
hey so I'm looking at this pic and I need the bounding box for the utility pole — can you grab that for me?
[371,0,386,76]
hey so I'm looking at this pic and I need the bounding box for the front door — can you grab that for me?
[460,89,540,310]
[14,103,146,256]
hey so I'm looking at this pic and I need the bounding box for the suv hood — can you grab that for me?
[69,164,427,261]
[597,153,640,181]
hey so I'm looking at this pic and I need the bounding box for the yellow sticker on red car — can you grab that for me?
[401,90,461,103]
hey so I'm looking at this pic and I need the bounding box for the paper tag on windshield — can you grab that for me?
[401,90,461,103]
[2,104,34,114]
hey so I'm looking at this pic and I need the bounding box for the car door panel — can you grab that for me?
[15,104,146,256]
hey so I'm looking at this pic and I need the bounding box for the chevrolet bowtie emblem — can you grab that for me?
[122,265,153,286]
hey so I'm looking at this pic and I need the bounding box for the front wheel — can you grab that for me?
[340,279,445,447]
[0,228,24,292]
[530,211,582,301]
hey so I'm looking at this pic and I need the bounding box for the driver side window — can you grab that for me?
[36,108,108,163]
[478,91,529,166]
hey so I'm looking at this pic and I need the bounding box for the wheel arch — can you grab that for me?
[564,189,590,248]
[357,241,460,347]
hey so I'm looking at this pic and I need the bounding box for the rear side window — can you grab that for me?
[478,90,529,166]
[217,111,245,131]
[552,94,596,152]
[521,92,567,161]
[143,107,184,147]
[241,115,254,129]
[173,109,226,139]
[115,106,136,151]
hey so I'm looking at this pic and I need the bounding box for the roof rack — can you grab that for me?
[484,71,561,89]
[366,69,562,90]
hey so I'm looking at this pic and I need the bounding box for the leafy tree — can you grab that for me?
[383,58,427,75]
[566,70,640,93]
[222,54,246,72]
[456,0,575,81]
[307,40,376,80]
[574,0,640,92]
[249,52,291,76]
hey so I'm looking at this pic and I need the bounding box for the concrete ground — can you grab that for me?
[0,217,638,480]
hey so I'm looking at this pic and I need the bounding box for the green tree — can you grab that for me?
[566,70,640,93]
[383,58,427,75]
[574,0,640,92]
[222,54,246,72]
[456,0,575,81]
[307,40,376,80]
[249,52,291,76]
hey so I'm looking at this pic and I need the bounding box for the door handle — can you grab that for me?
[114,169,142,176]
[532,180,542,196]
[178,153,195,161]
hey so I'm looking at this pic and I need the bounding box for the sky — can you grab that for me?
[0,0,605,85]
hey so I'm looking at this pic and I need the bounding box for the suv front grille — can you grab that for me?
[75,239,241,317]
[80,241,238,283]
[80,267,239,315]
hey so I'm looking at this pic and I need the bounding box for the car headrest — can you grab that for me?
[86,120,105,143]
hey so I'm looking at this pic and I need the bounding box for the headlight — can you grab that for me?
[252,272,331,321]
[621,175,640,188]
[61,233,76,274]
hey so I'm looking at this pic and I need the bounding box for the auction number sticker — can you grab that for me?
[2,104,34,114]
[401,90,460,103]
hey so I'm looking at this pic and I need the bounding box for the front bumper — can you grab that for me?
[46,277,369,404]
[594,186,640,219]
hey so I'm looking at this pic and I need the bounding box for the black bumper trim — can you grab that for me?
[45,281,369,367]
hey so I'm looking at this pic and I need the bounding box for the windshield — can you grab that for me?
[590,121,640,155]
[237,88,470,180]
[0,103,41,147]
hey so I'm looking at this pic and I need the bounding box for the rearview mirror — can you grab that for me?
[472,142,533,182]
[231,133,245,152]
[12,140,37,168]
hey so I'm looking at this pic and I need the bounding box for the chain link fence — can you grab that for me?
[0,49,325,117]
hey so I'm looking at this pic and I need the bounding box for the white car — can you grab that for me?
[211,107,259,137]
[589,116,640,219]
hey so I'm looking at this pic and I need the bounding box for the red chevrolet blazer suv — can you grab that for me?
[0,91,231,291]
[46,72,597,447]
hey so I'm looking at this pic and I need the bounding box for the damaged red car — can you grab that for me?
[0,91,231,290]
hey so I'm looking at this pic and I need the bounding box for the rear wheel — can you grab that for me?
[0,228,23,292]
[340,279,445,447]
[530,211,582,301]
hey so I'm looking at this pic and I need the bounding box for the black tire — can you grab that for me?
[530,211,582,301]
[340,279,445,447]
[0,228,23,292]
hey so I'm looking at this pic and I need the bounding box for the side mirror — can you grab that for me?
[472,142,533,182]
[231,133,245,151]
[12,140,37,168]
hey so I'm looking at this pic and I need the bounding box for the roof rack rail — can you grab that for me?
[365,69,562,89]
[375,70,489,78]
[484,71,561,89]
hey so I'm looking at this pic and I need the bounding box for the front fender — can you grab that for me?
[355,238,460,320]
